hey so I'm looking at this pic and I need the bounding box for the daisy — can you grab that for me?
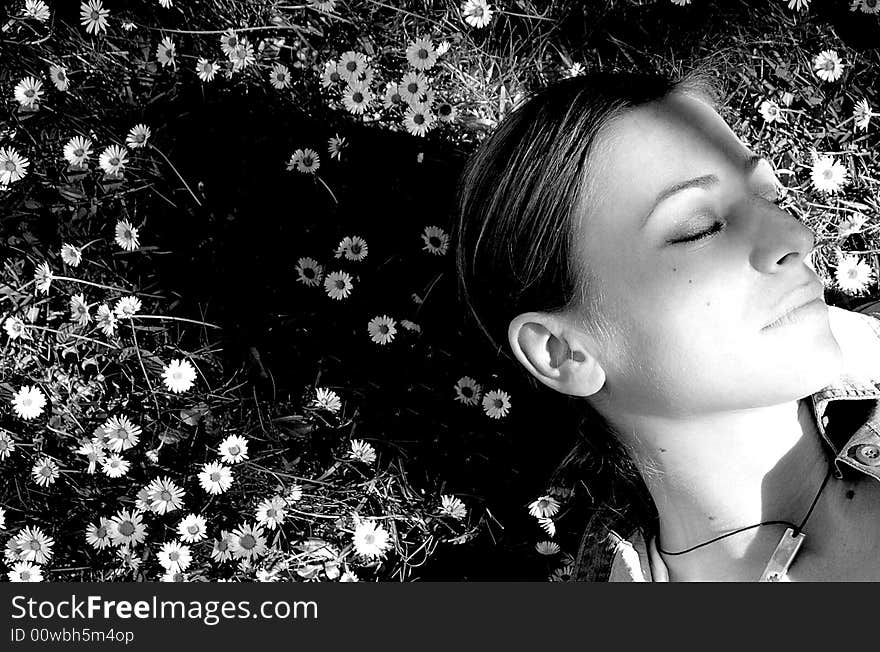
[440,495,468,520]
[98,144,128,176]
[349,439,377,465]
[295,257,324,287]
[161,358,197,393]
[352,519,391,559]
[454,376,482,406]
[157,541,191,572]
[286,148,321,174]
[382,82,407,110]
[228,522,267,561]
[103,415,142,452]
[527,495,561,519]
[838,213,867,238]
[48,64,68,92]
[759,99,784,123]
[4,536,26,564]
[310,0,337,11]
[538,517,556,537]
[340,569,359,582]
[4,316,28,340]
[195,58,217,82]
[126,124,151,149]
[327,134,347,161]
[323,270,354,300]
[255,496,287,530]
[177,514,208,543]
[256,568,278,582]
[134,486,152,512]
[16,526,54,564]
[549,562,575,582]
[0,431,16,460]
[787,0,810,10]
[406,37,438,71]
[95,304,117,336]
[436,101,457,123]
[269,63,292,89]
[114,219,140,251]
[211,531,234,562]
[342,81,373,115]
[536,540,561,555]
[399,71,428,105]
[335,235,368,261]
[813,49,844,83]
[313,387,342,413]
[670,0,692,4]
[0,147,30,185]
[60,243,83,266]
[33,261,52,294]
[155,36,176,68]
[856,0,880,13]
[14,76,43,108]
[69,293,91,326]
[321,60,343,88]
[230,38,255,71]
[80,0,109,35]
[76,439,106,473]
[461,0,494,28]
[367,314,397,345]
[482,388,512,419]
[853,98,874,131]
[145,448,159,463]
[12,385,46,420]
[421,225,450,255]
[404,102,436,137]
[63,136,93,168]
[219,434,249,463]
[114,295,142,318]
[285,483,303,502]
[101,454,130,478]
[810,154,848,194]
[31,457,60,487]
[146,476,185,514]
[219,30,239,58]
[566,62,585,78]
[8,561,43,582]
[337,50,367,84]
[24,0,51,22]
[159,0,174,7]
[834,253,875,295]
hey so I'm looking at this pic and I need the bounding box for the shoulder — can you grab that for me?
[825,303,880,383]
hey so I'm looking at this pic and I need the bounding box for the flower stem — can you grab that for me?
[149,145,203,208]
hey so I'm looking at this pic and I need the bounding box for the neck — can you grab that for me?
[618,398,842,581]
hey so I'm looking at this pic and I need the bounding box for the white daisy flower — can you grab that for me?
[63,136,93,168]
[813,49,844,83]
[146,476,185,514]
[367,314,397,345]
[228,522,267,561]
[69,293,91,326]
[219,30,239,58]
[538,517,556,537]
[211,530,234,562]
[98,144,128,176]
[126,124,151,149]
[76,439,106,474]
[327,134,347,161]
[95,304,117,336]
[161,358,197,393]
[8,561,43,582]
[295,256,324,287]
[255,496,287,530]
[12,385,46,420]
[157,540,192,572]
[269,63,292,89]
[436,40,451,56]
[16,526,54,564]
[342,80,373,115]
[759,99,785,123]
[108,509,148,546]
[349,439,377,465]
[352,518,391,559]
[834,253,875,295]
[403,102,436,137]
[787,0,810,10]
[229,38,255,71]
[482,388,512,419]
[158,0,174,8]
[101,453,130,478]
[114,219,140,251]
[440,495,468,520]
[313,387,342,413]
[0,147,30,185]
[550,562,574,582]
[321,60,343,88]
[810,154,848,194]
[24,0,51,22]
[461,0,494,28]
[527,495,560,519]
[31,456,60,487]
[198,461,234,495]
[219,434,249,464]
[670,0,692,4]
[309,0,337,11]
[102,415,142,452]
[4,316,29,340]
[323,270,354,300]
[0,432,16,460]
[838,213,867,238]
[853,98,874,131]
[177,514,208,543]
[399,319,421,333]
[195,58,217,82]
[406,37,438,71]
[421,225,450,255]
[285,483,303,502]
[80,0,109,35]
[334,235,368,261]
[32,261,52,294]
[454,376,482,406]
[14,76,43,108]
[156,37,176,68]
[536,540,561,555]
[399,71,428,105]
[286,148,321,174]
[113,295,142,318]
[382,82,407,110]
[60,243,83,266]
[436,101,457,123]
[340,569,359,582]
[85,518,112,549]
[337,50,367,84]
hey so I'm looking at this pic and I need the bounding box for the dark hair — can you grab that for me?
[452,66,722,573]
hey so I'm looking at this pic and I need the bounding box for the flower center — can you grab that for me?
[240,534,256,550]
[407,82,418,94]
[187,525,199,534]
[228,445,240,456]
[346,61,357,72]
[210,472,221,482]
[119,521,135,536]
[418,48,428,59]
[160,490,172,501]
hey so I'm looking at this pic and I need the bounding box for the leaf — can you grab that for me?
[158,428,187,444]
[180,403,210,426]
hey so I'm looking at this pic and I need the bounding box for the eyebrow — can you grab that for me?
[639,153,765,230]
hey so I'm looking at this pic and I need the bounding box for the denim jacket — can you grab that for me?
[571,301,880,582]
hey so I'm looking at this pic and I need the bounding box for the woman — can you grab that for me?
[453,68,880,581]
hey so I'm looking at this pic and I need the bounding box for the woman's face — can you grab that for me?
[573,91,844,417]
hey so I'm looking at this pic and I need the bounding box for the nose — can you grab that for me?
[748,203,816,273]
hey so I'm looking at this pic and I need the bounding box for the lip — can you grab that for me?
[761,281,826,331]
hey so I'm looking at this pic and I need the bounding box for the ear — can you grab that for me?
[507,312,606,397]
